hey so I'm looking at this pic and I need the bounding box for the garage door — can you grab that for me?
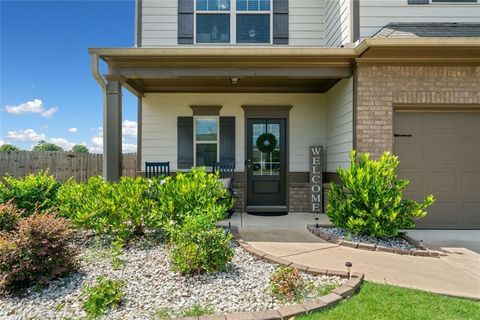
[394,112,480,229]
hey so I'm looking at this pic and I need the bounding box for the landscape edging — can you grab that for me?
[177,227,364,320]
[307,225,444,258]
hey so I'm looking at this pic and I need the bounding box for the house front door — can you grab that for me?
[246,118,287,212]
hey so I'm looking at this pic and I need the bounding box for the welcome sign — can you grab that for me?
[310,146,323,213]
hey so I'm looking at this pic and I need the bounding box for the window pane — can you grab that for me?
[259,0,270,10]
[237,0,247,10]
[219,0,230,10]
[208,0,218,10]
[196,144,217,166]
[196,118,218,141]
[237,14,270,43]
[196,0,207,10]
[196,14,230,43]
[248,0,258,10]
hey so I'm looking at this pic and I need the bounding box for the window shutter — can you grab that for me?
[178,0,194,44]
[177,117,194,169]
[273,0,289,45]
[220,117,235,167]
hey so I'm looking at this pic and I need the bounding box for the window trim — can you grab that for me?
[193,116,220,168]
[194,0,273,45]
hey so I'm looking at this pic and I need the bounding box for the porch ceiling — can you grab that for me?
[89,47,357,96]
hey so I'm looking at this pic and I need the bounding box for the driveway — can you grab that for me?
[407,230,480,254]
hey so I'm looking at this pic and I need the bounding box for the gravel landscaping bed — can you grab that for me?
[0,239,345,320]
[313,226,418,251]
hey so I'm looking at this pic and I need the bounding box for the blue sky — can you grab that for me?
[0,0,138,153]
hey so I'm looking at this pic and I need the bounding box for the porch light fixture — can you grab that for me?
[230,77,239,85]
[345,261,353,279]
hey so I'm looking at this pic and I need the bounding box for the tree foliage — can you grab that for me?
[32,140,63,152]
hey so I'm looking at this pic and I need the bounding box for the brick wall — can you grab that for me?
[289,183,310,212]
[356,65,480,158]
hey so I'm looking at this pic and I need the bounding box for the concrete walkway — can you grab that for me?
[238,227,480,300]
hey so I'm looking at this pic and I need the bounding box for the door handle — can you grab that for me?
[245,159,252,169]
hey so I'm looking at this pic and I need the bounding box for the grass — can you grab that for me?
[300,282,480,320]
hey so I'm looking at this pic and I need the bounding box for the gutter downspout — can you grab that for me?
[90,53,109,181]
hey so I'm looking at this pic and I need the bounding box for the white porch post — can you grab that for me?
[103,77,123,182]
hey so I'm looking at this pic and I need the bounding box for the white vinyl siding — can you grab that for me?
[289,0,326,46]
[141,93,326,172]
[325,0,352,47]
[325,78,353,172]
[141,0,178,46]
[359,0,480,38]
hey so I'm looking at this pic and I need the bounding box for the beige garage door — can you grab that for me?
[394,112,480,229]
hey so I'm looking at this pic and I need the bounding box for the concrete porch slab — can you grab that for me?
[218,212,333,229]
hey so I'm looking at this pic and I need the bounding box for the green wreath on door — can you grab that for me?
[256,133,277,153]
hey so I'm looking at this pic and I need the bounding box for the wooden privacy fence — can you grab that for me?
[0,151,137,182]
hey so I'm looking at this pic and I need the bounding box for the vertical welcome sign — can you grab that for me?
[310,146,323,213]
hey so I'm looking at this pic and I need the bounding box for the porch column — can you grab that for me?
[103,77,123,181]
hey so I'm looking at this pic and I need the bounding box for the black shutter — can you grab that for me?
[407,0,429,4]
[273,0,289,45]
[177,117,194,169]
[178,0,194,44]
[220,117,235,167]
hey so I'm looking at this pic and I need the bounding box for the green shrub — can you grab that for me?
[169,215,234,274]
[81,275,125,317]
[327,151,434,238]
[270,266,306,302]
[153,167,229,233]
[0,200,22,232]
[0,171,61,216]
[0,214,77,292]
[57,176,160,242]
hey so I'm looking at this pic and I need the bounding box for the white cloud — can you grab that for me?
[40,107,58,118]
[0,140,4,146]
[122,120,137,137]
[7,129,46,142]
[68,127,78,133]
[89,126,137,154]
[49,138,75,150]
[4,99,58,118]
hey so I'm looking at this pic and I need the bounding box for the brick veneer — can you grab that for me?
[289,183,310,212]
[355,65,480,158]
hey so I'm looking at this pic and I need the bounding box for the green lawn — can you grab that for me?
[300,282,480,320]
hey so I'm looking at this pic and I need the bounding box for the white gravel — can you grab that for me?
[315,227,417,251]
[0,240,344,320]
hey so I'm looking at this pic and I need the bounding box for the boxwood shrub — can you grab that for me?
[327,151,434,238]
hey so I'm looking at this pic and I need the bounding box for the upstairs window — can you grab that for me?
[196,0,231,43]
[236,0,271,43]
[195,0,272,44]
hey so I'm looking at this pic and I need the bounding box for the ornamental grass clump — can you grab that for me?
[169,214,234,274]
[0,213,77,293]
[327,150,434,238]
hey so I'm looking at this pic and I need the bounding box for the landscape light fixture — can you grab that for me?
[230,77,239,85]
[345,261,353,279]
[314,217,319,228]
